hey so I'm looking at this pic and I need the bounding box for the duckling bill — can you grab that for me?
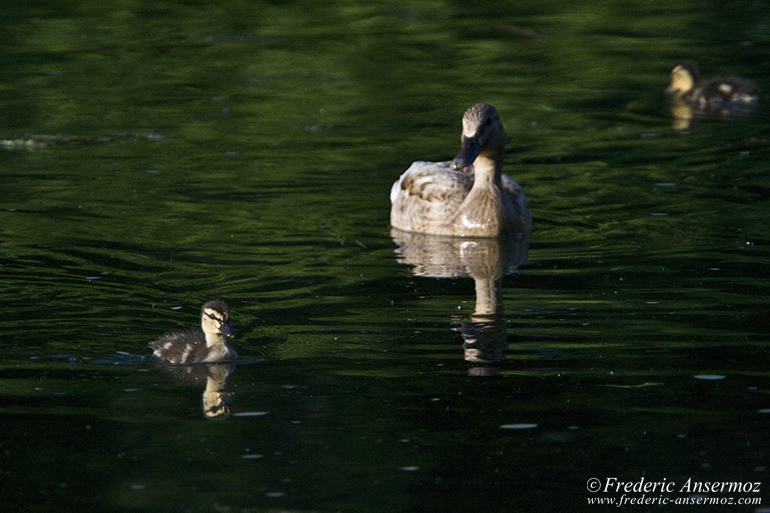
[149,300,237,365]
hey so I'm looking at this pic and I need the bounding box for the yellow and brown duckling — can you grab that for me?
[666,60,760,111]
[149,300,237,364]
[390,103,531,238]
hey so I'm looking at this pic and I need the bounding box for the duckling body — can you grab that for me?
[149,300,237,364]
[390,103,531,238]
[666,60,760,111]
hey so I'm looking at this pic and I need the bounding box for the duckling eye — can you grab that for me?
[485,118,492,126]
[206,312,223,323]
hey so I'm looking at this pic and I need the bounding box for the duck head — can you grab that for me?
[450,103,507,170]
[201,299,235,338]
[666,60,700,97]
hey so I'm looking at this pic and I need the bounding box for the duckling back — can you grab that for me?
[692,76,760,110]
[149,330,211,365]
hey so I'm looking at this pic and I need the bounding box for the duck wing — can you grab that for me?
[390,161,473,233]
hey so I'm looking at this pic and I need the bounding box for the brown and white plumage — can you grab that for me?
[149,300,237,365]
[390,103,531,237]
[666,60,760,111]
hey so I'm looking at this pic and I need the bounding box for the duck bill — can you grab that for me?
[450,136,482,170]
[220,319,236,338]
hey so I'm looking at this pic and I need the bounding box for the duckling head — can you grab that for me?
[450,103,506,170]
[666,60,700,97]
[201,300,235,338]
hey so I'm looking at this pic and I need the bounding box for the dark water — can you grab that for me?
[2,2,770,512]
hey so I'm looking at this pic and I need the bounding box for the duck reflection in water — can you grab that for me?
[156,363,236,419]
[391,229,529,375]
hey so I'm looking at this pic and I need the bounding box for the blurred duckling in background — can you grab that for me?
[149,300,237,364]
[666,60,760,112]
[390,103,531,238]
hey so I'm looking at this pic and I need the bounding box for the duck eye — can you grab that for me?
[485,118,492,126]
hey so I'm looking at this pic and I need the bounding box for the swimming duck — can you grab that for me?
[149,300,237,364]
[390,103,531,238]
[665,60,760,111]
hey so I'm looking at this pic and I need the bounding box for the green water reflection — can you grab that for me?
[1,1,769,512]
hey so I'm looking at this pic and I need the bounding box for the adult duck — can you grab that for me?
[390,103,531,238]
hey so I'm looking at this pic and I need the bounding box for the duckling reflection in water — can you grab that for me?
[158,363,236,419]
[149,300,237,364]
[390,103,531,238]
[666,60,760,128]
[202,364,235,419]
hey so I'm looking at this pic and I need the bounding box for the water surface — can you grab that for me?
[1,2,769,512]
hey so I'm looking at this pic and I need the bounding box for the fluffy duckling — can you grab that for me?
[390,103,531,237]
[665,60,760,111]
[149,300,237,364]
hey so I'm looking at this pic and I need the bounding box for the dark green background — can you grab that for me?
[1,2,769,511]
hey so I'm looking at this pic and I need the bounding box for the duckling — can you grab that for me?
[149,300,237,364]
[390,103,531,237]
[665,60,760,111]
